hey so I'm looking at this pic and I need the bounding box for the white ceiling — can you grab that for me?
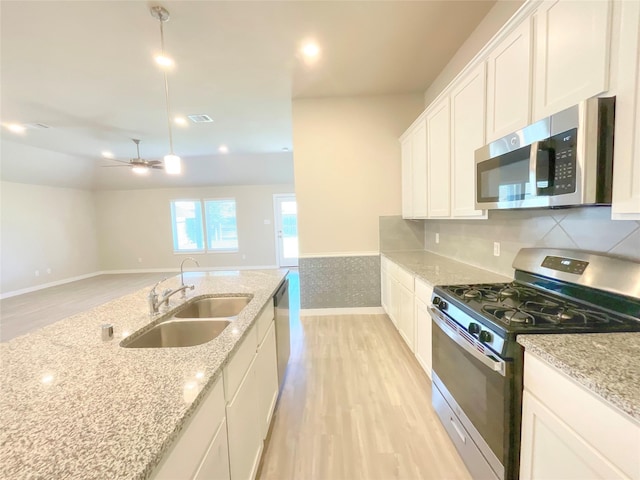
[0,0,495,190]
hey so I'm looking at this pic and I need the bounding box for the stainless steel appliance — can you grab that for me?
[475,97,615,210]
[428,248,640,480]
[274,278,290,390]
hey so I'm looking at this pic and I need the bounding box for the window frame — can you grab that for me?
[169,197,240,254]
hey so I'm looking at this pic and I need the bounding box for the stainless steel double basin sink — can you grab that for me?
[121,296,252,349]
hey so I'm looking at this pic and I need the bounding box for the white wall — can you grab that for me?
[424,0,524,106]
[0,181,100,294]
[292,94,424,255]
[94,184,293,271]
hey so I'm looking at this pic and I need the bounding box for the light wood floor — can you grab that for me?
[0,273,171,341]
[259,314,471,480]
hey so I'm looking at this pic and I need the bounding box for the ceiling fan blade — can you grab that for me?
[101,165,133,168]
[151,165,164,169]
[148,160,163,166]
[107,159,132,165]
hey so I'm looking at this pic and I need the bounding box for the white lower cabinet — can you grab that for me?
[226,353,262,480]
[194,418,230,480]
[152,376,229,480]
[414,279,434,379]
[396,283,415,352]
[256,321,279,441]
[520,352,640,479]
[381,256,435,365]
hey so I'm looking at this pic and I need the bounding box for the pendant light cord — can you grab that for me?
[159,18,175,154]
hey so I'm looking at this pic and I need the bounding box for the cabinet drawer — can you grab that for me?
[414,278,433,303]
[395,266,414,293]
[224,324,257,401]
[256,303,275,346]
[152,376,226,479]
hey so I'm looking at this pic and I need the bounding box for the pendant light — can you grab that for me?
[151,6,181,175]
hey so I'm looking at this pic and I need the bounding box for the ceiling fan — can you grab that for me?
[102,139,163,174]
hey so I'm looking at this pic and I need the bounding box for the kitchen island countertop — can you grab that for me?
[518,333,640,422]
[0,269,287,479]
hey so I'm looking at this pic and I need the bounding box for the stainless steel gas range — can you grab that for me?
[428,248,640,480]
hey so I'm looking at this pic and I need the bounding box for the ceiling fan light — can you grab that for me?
[164,154,181,174]
[132,166,149,175]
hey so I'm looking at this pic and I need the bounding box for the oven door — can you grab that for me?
[429,306,514,480]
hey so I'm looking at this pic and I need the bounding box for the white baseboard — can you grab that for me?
[0,271,102,300]
[300,307,385,316]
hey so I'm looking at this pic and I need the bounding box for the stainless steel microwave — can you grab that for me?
[474,97,615,210]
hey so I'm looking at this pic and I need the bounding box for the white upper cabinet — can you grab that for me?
[486,18,532,141]
[426,97,451,218]
[533,0,612,120]
[450,62,488,218]
[411,120,428,218]
[400,135,413,219]
[612,0,640,220]
[400,118,427,219]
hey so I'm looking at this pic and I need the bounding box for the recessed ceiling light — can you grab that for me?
[154,54,174,68]
[4,123,26,134]
[218,145,229,154]
[174,116,187,126]
[301,42,320,58]
[101,150,114,159]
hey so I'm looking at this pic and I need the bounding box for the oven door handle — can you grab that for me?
[429,306,506,377]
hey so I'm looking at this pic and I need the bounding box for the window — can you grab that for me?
[170,198,239,253]
[205,199,238,251]
[170,200,204,252]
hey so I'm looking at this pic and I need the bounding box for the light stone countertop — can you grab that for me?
[382,250,511,286]
[0,269,288,479]
[518,333,640,423]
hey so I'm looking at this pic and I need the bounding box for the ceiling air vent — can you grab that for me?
[188,114,213,123]
[24,123,51,130]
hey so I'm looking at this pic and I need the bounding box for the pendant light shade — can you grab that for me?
[164,154,181,174]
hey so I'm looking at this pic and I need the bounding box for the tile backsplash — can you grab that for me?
[381,208,640,277]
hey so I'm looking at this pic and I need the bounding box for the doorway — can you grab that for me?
[273,194,298,267]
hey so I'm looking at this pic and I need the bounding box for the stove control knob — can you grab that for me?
[468,323,481,335]
[433,297,447,310]
[479,330,493,344]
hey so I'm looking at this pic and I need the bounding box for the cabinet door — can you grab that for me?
[226,356,261,480]
[533,0,612,120]
[397,284,415,352]
[381,263,390,315]
[256,321,278,441]
[612,0,640,219]
[520,391,628,479]
[194,418,230,480]
[411,120,428,218]
[414,279,433,379]
[450,62,488,218]
[486,18,532,140]
[426,97,451,218]
[401,135,413,219]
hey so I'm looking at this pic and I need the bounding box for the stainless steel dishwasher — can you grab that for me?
[274,278,290,390]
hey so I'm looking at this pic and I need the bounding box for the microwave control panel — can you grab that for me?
[551,129,577,194]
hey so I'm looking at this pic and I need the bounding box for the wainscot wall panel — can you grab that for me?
[299,256,381,309]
